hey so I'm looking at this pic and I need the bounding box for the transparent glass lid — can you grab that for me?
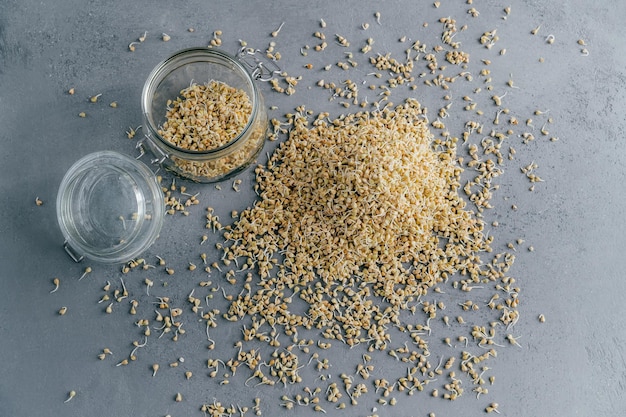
[56,151,164,263]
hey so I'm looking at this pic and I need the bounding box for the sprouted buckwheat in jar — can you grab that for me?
[141,48,269,183]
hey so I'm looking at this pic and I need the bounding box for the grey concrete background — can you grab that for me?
[1,0,625,416]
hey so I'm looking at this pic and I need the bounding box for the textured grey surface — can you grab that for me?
[1,0,626,416]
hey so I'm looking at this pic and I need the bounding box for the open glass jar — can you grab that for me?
[140,48,271,183]
[56,151,165,263]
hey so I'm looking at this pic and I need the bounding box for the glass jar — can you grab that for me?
[56,151,165,263]
[140,48,271,183]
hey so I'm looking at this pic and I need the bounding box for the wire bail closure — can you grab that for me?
[63,240,84,263]
[136,137,168,165]
[236,47,281,82]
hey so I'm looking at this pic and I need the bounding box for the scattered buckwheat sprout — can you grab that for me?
[50,277,60,293]
[271,22,285,37]
[210,30,223,47]
[125,125,141,139]
[54,7,563,416]
[64,390,76,403]
[486,402,501,413]
[78,266,92,281]
[98,348,112,360]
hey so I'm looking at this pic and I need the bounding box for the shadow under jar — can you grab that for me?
[141,48,269,183]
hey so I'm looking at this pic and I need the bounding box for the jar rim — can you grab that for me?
[141,47,260,157]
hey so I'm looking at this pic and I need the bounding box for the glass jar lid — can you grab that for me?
[56,151,165,263]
